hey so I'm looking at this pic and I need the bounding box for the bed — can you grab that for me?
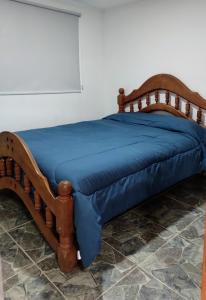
[0,74,206,274]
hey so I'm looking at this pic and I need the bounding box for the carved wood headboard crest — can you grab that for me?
[118,74,206,127]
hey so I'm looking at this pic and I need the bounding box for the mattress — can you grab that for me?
[17,112,206,267]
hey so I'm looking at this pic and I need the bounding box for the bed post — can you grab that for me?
[57,181,77,272]
[118,88,125,112]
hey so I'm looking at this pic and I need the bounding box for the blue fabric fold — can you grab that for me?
[104,112,205,144]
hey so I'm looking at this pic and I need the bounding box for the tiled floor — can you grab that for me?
[0,175,205,300]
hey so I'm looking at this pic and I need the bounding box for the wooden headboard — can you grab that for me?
[118,74,206,127]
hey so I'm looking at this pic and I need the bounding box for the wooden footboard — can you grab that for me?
[0,132,77,272]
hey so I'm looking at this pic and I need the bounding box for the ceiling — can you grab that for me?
[75,0,136,9]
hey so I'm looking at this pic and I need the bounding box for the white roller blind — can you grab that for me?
[0,0,81,95]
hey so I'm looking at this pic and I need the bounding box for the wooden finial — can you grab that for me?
[58,181,72,197]
[119,88,125,95]
[118,88,125,113]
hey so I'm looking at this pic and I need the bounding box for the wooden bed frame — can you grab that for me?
[1,74,206,278]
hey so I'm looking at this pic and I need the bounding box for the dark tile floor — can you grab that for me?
[0,175,205,300]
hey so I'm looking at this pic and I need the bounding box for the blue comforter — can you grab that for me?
[17,113,206,267]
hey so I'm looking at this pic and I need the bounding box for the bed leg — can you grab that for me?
[56,181,77,273]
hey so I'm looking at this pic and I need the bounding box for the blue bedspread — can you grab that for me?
[17,113,206,267]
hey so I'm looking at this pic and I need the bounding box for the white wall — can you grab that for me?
[103,0,206,114]
[0,0,105,131]
[1,0,206,132]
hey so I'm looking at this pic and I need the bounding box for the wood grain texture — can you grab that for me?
[57,181,77,272]
[0,132,77,272]
[122,74,206,109]
[118,74,206,126]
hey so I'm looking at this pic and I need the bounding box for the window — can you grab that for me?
[0,0,81,94]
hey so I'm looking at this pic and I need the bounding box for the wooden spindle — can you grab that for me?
[130,102,134,112]
[6,158,13,177]
[155,90,159,103]
[197,108,202,124]
[14,163,21,182]
[186,102,190,117]
[118,88,125,113]
[166,91,170,105]
[34,191,41,211]
[46,207,53,229]
[146,94,150,106]
[138,99,142,111]
[0,159,5,177]
[175,95,180,110]
[24,175,31,194]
